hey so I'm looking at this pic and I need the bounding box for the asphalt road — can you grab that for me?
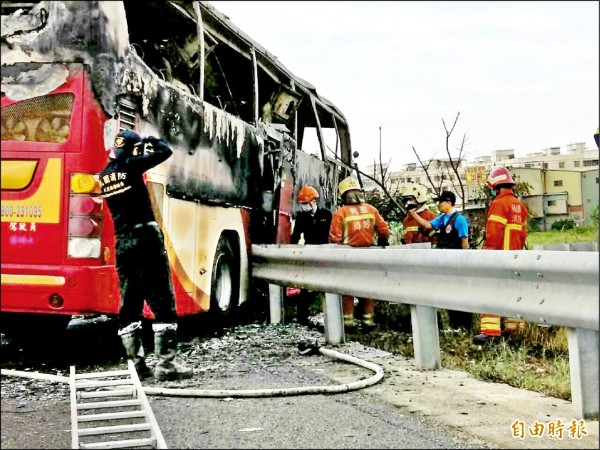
[1,317,598,449]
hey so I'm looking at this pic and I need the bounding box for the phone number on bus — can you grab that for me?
[1,205,43,219]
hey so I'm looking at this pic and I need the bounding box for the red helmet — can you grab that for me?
[298,185,319,204]
[486,166,516,189]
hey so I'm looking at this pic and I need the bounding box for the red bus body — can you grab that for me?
[1,66,121,316]
[1,1,353,325]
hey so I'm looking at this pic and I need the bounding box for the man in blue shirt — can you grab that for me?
[408,190,469,249]
[407,190,472,329]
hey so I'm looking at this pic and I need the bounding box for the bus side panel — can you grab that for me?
[154,199,248,317]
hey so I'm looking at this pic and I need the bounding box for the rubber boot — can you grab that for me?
[361,298,376,328]
[118,321,152,379]
[342,295,355,328]
[153,323,193,381]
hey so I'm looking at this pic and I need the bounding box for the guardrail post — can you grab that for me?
[410,305,441,370]
[534,242,599,419]
[323,293,345,345]
[269,284,284,324]
[567,328,599,419]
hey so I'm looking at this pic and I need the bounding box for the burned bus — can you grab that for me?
[0,1,353,331]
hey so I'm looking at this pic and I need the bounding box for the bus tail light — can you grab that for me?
[68,217,99,237]
[69,196,103,215]
[68,238,101,258]
[68,173,103,259]
[70,173,101,194]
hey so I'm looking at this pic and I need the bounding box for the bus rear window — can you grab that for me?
[1,93,74,143]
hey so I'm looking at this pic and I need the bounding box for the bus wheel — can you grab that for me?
[210,235,239,323]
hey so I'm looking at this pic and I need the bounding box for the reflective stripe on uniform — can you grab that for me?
[480,314,502,336]
[503,223,523,250]
[402,226,419,236]
[503,317,525,333]
[342,213,375,244]
[488,214,507,225]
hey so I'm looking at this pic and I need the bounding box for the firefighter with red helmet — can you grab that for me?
[289,185,332,324]
[329,177,390,328]
[400,183,438,245]
[473,166,528,344]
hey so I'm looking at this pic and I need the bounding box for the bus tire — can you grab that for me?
[209,235,239,323]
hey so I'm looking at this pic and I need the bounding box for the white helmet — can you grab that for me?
[400,183,431,204]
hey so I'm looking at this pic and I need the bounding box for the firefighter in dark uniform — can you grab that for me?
[100,130,191,381]
[289,185,332,324]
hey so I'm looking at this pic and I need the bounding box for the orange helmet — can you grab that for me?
[298,185,319,204]
[486,166,516,189]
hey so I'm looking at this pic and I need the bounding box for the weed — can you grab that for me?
[354,309,572,401]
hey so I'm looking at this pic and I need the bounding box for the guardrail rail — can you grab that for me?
[251,243,599,419]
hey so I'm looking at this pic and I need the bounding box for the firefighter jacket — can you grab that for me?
[483,190,528,250]
[291,207,332,245]
[329,202,390,247]
[100,137,172,235]
[402,206,438,245]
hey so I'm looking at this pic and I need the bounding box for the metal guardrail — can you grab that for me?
[251,243,599,420]
[252,244,599,330]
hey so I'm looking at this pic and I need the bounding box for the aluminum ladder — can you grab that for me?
[70,360,167,449]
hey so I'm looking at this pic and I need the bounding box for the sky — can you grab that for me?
[209,1,599,170]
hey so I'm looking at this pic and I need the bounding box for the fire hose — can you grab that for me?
[1,340,384,398]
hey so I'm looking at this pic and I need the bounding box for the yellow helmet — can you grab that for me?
[338,177,361,198]
[400,183,431,204]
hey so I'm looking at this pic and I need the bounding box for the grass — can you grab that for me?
[353,311,573,401]
[438,324,571,400]
[526,225,598,247]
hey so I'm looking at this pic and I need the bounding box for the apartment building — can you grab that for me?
[361,143,599,229]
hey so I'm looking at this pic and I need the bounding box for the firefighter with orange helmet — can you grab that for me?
[400,183,438,245]
[290,185,332,324]
[292,185,332,245]
[329,176,390,328]
[473,166,528,344]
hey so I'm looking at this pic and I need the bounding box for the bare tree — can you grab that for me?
[411,112,468,207]
[327,112,468,216]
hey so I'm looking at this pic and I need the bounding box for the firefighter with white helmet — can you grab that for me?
[473,166,528,344]
[400,183,438,245]
[329,176,390,328]
[290,185,332,324]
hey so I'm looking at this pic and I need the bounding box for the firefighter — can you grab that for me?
[329,176,390,328]
[290,185,332,324]
[472,167,528,344]
[400,183,438,245]
[100,130,192,381]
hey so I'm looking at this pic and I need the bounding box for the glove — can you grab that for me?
[406,203,417,211]
[141,136,158,154]
[377,236,389,247]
